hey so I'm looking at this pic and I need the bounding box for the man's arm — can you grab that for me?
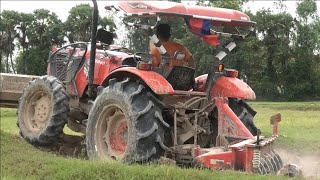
[150,48,161,67]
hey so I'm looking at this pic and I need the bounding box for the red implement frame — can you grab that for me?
[191,97,281,172]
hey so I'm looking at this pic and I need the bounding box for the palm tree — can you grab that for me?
[1,10,20,73]
[16,13,33,73]
[65,4,93,42]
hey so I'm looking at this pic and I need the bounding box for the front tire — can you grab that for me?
[17,76,69,145]
[86,78,169,162]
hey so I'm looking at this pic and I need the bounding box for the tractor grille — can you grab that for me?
[49,51,68,81]
[49,50,84,82]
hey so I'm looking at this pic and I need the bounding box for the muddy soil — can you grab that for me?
[36,134,87,159]
[276,148,320,179]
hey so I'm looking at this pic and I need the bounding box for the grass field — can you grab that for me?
[249,102,320,154]
[1,102,319,179]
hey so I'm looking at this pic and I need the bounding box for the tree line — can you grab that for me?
[0,4,114,75]
[1,0,319,101]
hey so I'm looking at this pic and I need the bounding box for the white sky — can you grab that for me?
[1,1,319,22]
[0,1,111,21]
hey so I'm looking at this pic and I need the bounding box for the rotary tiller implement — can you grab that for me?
[161,95,283,174]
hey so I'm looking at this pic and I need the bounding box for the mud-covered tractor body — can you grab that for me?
[16,0,285,175]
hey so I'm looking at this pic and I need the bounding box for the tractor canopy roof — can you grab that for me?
[107,1,255,46]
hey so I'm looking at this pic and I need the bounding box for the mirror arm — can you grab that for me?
[210,25,255,39]
[205,41,237,98]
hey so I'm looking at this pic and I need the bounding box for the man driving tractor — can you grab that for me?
[150,23,196,71]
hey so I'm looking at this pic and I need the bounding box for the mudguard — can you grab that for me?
[105,67,175,95]
[195,74,256,100]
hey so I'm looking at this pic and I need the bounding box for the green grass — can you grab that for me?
[2,133,289,180]
[2,102,320,179]
[249,102,320,154]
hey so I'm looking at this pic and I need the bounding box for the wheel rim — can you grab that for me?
[24,91,52,132]
[95,104,128,160]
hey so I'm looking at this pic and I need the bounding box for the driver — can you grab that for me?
[150,23,195,70]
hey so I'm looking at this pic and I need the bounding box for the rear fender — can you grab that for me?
[103,67,174,95]
[195,74,256,100]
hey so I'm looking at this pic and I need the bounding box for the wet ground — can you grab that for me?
[37,134,87,159]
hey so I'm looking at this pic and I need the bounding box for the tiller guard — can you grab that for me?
[190,98,283,174]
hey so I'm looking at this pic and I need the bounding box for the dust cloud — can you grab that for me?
[276,148,320,179]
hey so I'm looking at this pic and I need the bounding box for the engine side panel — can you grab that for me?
[74,51,123,97]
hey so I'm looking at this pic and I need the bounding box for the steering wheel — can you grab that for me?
[109,47,129,52]
[133,52,154,63]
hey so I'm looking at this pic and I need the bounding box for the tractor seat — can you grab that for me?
[165,66,195,91]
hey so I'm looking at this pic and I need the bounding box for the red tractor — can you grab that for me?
[17,0,288,175]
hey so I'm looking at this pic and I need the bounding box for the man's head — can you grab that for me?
[156,23,171,41]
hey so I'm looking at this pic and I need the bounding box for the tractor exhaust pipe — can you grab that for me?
[88,0,98,97]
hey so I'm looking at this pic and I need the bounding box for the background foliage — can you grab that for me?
[0,0,319,101]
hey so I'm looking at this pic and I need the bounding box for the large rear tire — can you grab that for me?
[229,98,258,136]
[17,76,69,145]
[86,78,169,162]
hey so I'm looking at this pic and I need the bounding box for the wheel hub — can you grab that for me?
[33,94,50,124]
[107,119,128,156]
[95,105,128,160]
[25,92,51,132]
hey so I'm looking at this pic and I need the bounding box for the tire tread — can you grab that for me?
[17,75,69,145]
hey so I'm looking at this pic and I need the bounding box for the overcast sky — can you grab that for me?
[1,1,319,22]
[1,0,319,56]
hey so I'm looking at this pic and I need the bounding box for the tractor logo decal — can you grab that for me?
[96,59,107,65]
